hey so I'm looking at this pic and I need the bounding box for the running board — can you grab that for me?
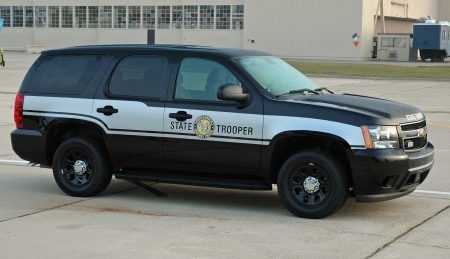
[115,171,273,191]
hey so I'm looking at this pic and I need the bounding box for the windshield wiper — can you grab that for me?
[315,87,334,94]
[276,88,320,97]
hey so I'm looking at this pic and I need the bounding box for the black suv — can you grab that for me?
[11,45,434,219]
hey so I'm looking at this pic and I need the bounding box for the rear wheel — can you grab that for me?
[53,137,112,197]
[277,150,349,219]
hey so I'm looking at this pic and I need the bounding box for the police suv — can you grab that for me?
[11,45,434,219]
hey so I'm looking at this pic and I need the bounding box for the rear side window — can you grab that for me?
[108,55,168,99]
[27,55,104,95]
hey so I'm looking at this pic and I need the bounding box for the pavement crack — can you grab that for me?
[410,194,450,201]
[365,203,450,258]
[0,163,28,167]
[0,154,16,157]
[331,80,376,88]
[423,110,450,114]
[397,241,450,250]
[0,186,140,224]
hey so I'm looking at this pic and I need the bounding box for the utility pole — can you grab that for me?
[373,0,381,36]
[373,0,386,37]
[380,0,385,33]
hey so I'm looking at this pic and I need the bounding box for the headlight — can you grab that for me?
[361,126,399,149]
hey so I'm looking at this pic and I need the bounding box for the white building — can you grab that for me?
[0,0,449,60]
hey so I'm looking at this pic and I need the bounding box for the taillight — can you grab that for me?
[14,93,24,129]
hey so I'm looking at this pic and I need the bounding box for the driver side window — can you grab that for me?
[174,58,241,101]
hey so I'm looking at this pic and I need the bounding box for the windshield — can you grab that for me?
[235,56,319,97]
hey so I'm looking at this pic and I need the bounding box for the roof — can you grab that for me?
[45,44,271,58]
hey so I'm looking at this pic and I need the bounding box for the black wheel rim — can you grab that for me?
[60,148,93,187]
[288,162,331,208]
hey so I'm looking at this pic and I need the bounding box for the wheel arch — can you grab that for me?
[262,131,354,185]
[45,119,112,166]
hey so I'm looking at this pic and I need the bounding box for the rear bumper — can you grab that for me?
[11,129,49,165]
[348,143,434,202]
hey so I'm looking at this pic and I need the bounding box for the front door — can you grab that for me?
[163,56,263,177]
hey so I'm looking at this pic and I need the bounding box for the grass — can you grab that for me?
[287,61,450,79]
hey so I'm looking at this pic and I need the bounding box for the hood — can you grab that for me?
[289,94,423,125]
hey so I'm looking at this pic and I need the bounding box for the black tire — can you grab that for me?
[277,150,349,219]
[52,137,112,197]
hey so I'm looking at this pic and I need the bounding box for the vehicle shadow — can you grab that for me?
[72,179,420,222]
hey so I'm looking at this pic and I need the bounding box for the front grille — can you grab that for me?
[401,120,426,131]
[399,120,427,152]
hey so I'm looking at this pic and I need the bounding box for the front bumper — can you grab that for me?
[348,142,434,202]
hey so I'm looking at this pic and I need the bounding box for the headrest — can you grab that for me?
[206,68,227,84]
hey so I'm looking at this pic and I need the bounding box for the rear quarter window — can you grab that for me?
[27,55,105,95]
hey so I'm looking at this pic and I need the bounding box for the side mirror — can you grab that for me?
[217,84,249,103]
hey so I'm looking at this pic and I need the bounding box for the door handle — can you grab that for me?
[97,105,118,116]
[169,111,192,121]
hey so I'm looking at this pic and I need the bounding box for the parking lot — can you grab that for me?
[0,52,449,258]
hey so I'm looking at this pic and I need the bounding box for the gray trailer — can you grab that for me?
[413,22,450,62]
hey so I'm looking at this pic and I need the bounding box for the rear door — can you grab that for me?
[93,51,173,171]
[163,53,264,177]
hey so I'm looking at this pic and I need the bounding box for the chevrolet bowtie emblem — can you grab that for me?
[419,128,426,138]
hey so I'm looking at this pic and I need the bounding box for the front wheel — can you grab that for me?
[277,150,349,219]
[53,137,112,197]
